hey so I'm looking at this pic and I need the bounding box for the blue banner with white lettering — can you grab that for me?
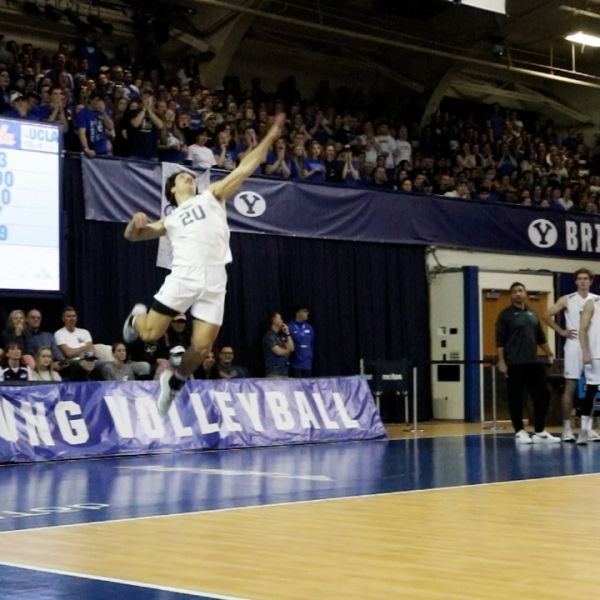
[0,377,385,463]
[81,156,600,259]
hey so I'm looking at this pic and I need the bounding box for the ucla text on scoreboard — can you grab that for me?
[0,118,60,153]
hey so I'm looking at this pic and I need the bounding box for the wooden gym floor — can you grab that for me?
[0,421,598,599]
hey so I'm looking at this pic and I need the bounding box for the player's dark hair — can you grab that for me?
[575,268,594,282]
[164,171,190,207]
[509,281,526,292]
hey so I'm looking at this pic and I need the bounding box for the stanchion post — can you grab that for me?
[483,356,506,432]
[492,362,497,429]
[411,365,422,433]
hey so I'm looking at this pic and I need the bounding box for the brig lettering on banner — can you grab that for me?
[0,377,386,462]
[565,220,600,253]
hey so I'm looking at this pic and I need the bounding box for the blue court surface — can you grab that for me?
[1,433,600,599]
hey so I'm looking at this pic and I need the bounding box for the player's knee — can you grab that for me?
[139,325,164,342]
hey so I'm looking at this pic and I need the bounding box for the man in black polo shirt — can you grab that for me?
[496,282,560,444]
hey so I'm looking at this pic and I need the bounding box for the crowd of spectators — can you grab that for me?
[0,307,248,384]
[2,31,600,212]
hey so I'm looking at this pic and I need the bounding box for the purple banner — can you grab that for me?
[82,156,600,259]
[82,157,162,221]
[0,377,386,463]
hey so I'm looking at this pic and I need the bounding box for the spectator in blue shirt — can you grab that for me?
[264,137,292,178]
[23,308,65,365]
[288,306,315,377]
[303,140,326,183]
[76,91,114,157]
[212,128,236,171]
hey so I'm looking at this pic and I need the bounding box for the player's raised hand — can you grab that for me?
[269,113,286,139]
[131,212,149,232]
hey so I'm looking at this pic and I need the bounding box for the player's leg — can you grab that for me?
[134,309,173,341]
[506,365,530,443]
[123,270,193,343]
[528,364,559,443]
[560,379,577,442]
[579,361,600,444]
[157,319,220,414]
[157,269,226,414]
[123,303,175,343]
[179,319,220,377]
[561,346,582,441]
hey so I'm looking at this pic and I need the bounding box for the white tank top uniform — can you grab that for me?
[583,296,600,384]
[564,292,598,379]
[154,190,232,325]
[164,190,232,267]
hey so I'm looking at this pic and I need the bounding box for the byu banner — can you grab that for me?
[82,156,600,259]
[0,377,386,463]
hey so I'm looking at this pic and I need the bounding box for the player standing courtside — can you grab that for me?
[578,295,600,444]
[543,268,600,442]
[122,113,286,413]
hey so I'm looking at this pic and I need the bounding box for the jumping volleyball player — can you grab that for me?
[122,113,286,413]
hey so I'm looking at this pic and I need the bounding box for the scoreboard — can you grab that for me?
[0,118,61,292]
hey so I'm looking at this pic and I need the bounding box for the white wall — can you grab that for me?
[427,247,600,275]
[429,271,465,419]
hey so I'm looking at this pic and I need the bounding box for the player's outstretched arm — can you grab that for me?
[542,295,572,337]
[209,113,286,203]
[124,212,166,241]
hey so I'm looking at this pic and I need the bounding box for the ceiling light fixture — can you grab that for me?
[565,31,600,47]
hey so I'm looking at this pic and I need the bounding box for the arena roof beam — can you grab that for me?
[190,0,600,89]
[447,74,590,123]
[342,50,425,94]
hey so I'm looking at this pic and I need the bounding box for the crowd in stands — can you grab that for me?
[0,307,248,383]
[2,31,600,212]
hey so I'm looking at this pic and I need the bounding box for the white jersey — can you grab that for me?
[164,190,232,268]
[587,297,600,359]
[564,292,599,351]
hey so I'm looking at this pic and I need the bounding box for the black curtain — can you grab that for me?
[43,157,432,419]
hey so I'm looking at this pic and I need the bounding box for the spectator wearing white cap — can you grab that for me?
[154,345,185,380]
[2,91,40,121]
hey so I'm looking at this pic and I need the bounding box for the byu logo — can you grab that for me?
[528,219,558,248]
[234,191,266,218]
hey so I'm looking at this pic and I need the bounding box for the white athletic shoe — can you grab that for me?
[157,370,179,415]
[515,429,532,444]
[531,431,561,444]
[587,429,600,442]
[122,303,147,343]
[561,431,576,443]
[577,429,589,445]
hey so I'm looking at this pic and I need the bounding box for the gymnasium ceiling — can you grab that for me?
[3,0,600,120]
